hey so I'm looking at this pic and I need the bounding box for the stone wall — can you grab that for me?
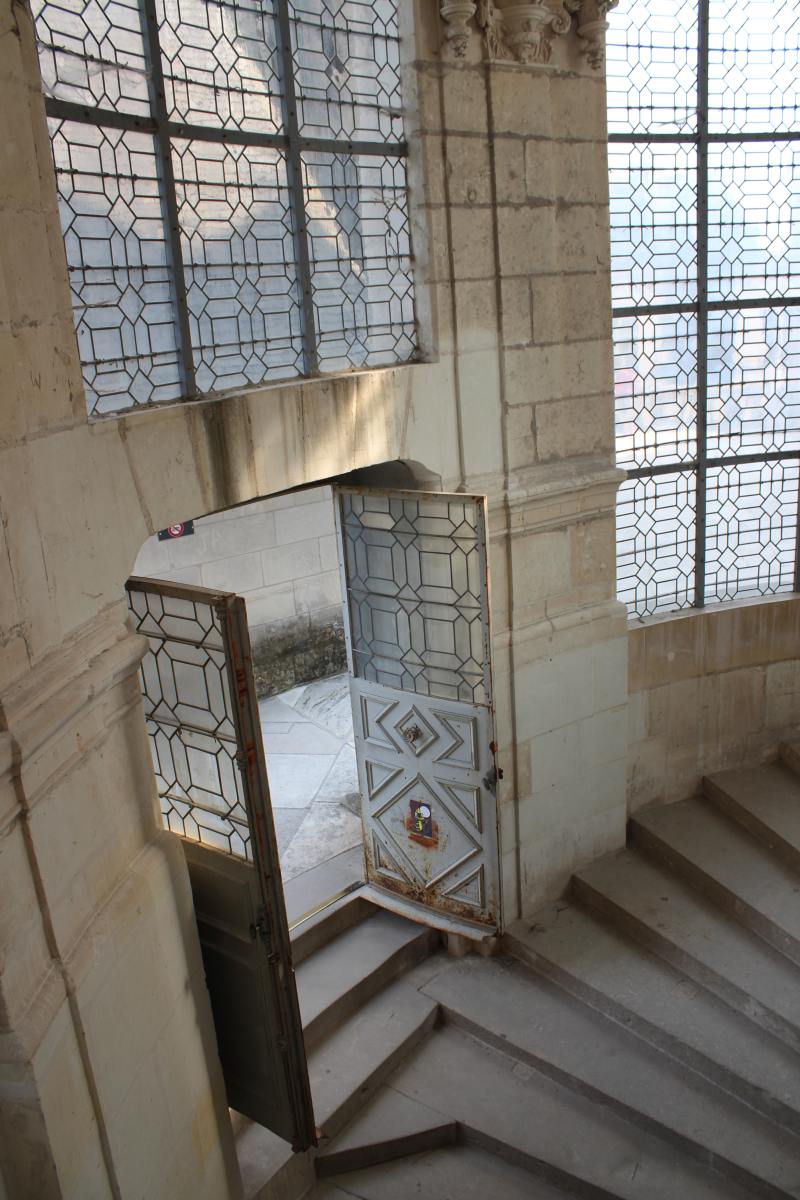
[627,596,800,812]
[133,487,346,695]
[0,0,629,1194]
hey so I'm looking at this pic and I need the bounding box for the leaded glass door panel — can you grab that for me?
[333,488,502,930]
[125,577,315,1150]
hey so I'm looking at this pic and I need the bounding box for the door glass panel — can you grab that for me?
[338,491,491,705]
[128,583,252,858]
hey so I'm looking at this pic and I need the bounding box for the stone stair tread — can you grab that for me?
[388,1024,755,1199]
[309,975,438,1139]
[297,908,432,1046]
[233,1115,313,1200]
[421,954,800,1196]
[284,846,363,927]
[506,905,800,1131]
[705,764,800,856]
[574,849,800,1049]
[315,1084,456,1175]
[631,799,800,961]
[291,892,375,968]
[308,1143,577,1199]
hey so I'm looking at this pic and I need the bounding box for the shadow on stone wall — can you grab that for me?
[251,618,347,698]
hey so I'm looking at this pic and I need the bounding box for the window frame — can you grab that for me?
[38,0,418,416]
[610,0,800,618]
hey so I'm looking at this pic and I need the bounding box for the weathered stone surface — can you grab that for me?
[628,599,800,811]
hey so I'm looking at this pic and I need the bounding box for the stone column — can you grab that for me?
[432,0,628,918]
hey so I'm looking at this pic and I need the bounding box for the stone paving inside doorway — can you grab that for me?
[259,673,363,881]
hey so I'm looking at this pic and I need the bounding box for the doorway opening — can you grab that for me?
[132,484,363,888]
[126,476,502,1158]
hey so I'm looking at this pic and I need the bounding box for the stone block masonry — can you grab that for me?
[627,596,800,813]
[133,486,346,696]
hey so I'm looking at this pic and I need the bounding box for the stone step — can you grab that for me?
[506,905,800,1139]
[573,848,800,1055]
[704,763,800,873]
[630,799,800,965]
[309,1144,578,1199]
[234,1115,315,1200]
[292,891,375,968]
[315,1085,457,1177]
[284,845,366,966]
[310,974,439,1142]
[422,954,800,1198]
[388,1024,756,1199]
[297,908,436,1052]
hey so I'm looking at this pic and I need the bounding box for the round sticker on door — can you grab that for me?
[406,799,437,846]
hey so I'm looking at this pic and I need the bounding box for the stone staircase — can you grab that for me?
[244,750,800,1199]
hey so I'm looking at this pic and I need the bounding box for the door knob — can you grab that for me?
[403,724,423,744]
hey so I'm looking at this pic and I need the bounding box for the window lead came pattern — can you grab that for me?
[32,0,417,416]
[609,0,800,618]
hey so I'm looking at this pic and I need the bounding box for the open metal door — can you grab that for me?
[126,577,315,1150]
[333,488,502,931]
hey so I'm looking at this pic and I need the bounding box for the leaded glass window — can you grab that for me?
[608,0,800,617]
[32,0,417,416]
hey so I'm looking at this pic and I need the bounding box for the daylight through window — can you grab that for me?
[608,0,800,618]
[32,0,417,416]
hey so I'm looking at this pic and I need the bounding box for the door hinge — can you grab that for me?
[483,763,504,795]
[250,908,269,941]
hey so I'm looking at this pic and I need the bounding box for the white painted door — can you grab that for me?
[333,487,502,930]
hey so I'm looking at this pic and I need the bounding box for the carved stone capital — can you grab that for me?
[439,0,478,58]
[575,0,618,69]
[440,0,615,70]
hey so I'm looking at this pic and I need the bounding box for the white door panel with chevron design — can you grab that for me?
[334,486,501,929]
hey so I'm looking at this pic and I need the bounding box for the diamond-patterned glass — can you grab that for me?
[339,492,489,705]
[606,0,697,135]
[303,152,416,371]
[32,0,150,115]
[707,307,800,458]
[706,460,799,602]
[33,0,417,416]
[609,142,697,309]
[707,142,800,304]
[49,118,183,416]
[616,472,696,617]
[708,0,800,134]
[127,586,252,860]
[172,139,304,392]
[289,0,403,142]
[156,0,282,134]
[614,312,698,470]
[611,0,800,619]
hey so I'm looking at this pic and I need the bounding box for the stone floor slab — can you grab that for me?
[281,802,363,880]
[265,752,338,809]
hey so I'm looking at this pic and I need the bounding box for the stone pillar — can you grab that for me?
[431,0,628,918]
[0,3,239,1195]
